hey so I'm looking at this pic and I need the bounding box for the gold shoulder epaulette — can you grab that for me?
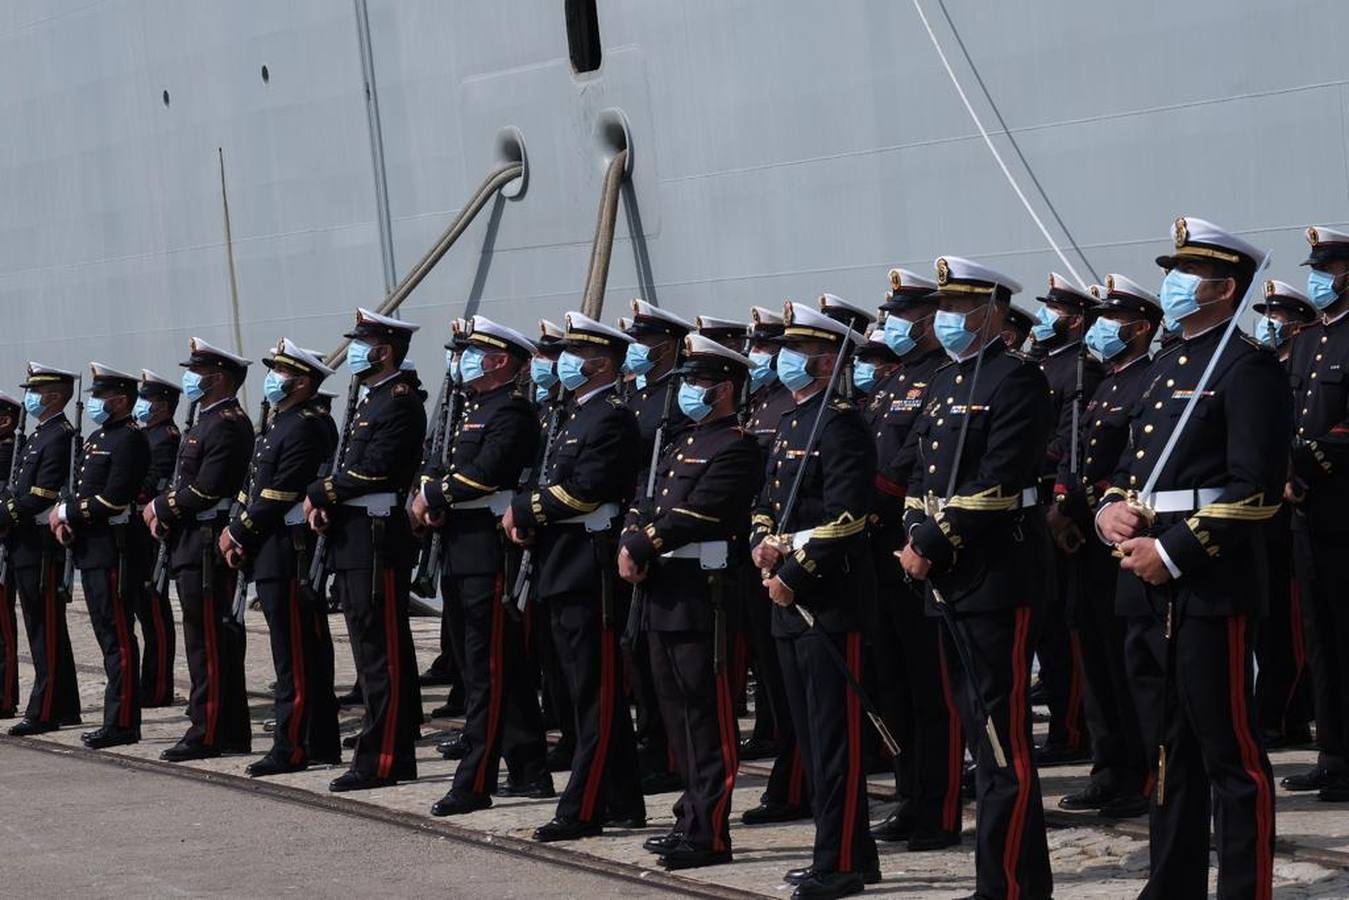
[392,382,411,397]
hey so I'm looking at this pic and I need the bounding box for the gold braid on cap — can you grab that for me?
[1106,274,1117,293]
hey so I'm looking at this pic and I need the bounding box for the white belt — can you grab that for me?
[1141,487,1223,514]
[108,510,130,526]
[660,540,729,570]
[455,490,512,515]
[342,492,396,517]
[196,498,232,521]
[284,502,307,527]
[557,502,621,533]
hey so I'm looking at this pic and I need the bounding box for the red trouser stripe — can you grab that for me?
[109,571,134,729]
[580,627,615,822]
[473,575,507,794]
[936,631,964,832]
[41,565,57,722]
[1002,606,1033,900]
[1065,629,1085,748]
[1,584,15,710]
[710,665,738,852]
[203,580,220,746]
[1227,616,1273,900]
[287,579,308,766]
[151,587,171,701]
[377,568,400,780]
[839,632,863,873]
[1285,578,1307,732]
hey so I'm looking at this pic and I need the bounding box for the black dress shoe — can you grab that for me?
[533,817,602,842]
[1058,781,1118,811]
[738,735,780,761]
[329,770,398,793]
[641,770,683,794]
[310,751,343,767]
[658,841,731,870]
[430,791,492,816]
[246,755,308,778]
[604,810,647,829]
[496,775,555,799]
[742,800,810,825]
[1283,764,1334,792]
[545,744,574,772]
[1099,793,1150,819]
[1034,742,1091,767]
[792,871,867,899]
[418,667,455,687]
[8,718,61,736]
[84,727,140,749]
[786,865,881,887]
[1261,726,1314,749]
[1318,774,1349,802]
[336,688,364,709]
[870,807,913,842]
[907,825,960,851]
[81,726,109,743]
[642,831,684,854]
[161,741,221,762]
[437,733,471,760]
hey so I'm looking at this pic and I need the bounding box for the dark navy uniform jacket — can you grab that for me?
[424,383,539,580]
[1098,327,1291,617]
[1287,310,1349,534]
[152,398,253,571]
[227,401,330,580]
[750,390,875,636]
[69,415,149,571]
[902,341,1055,613]
[510,385,639,602]
[869,349,944,564]
[626,371,691,496]
[305,370,427,572]
[745,380,795,455]
[131,419,181,575]
[0,435,14,488]
[622,414,762,632]
[1054,352,1154,527]
[0,414,73,568]
[1038,340,1104,486]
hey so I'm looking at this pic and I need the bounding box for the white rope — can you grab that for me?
[911,0,1089,291]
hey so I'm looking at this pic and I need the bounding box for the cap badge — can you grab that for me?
[1308,226,1321,246]
[1264,279,1276,298]
[889,269,902,291]
[1174,216,1189,249]
[936,257,950,286]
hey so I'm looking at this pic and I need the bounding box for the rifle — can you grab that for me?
[151,399,200,600]
[0,407,28,587]
[621,357,685,649]
[411,373,459,597]
[760,326,900,757]
[229,397,272,623]
[508,389,569,610]
[307,375,361,595]
[59,376,85,602]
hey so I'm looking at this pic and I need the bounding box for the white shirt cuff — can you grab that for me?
[1092,503,1112,546]
[57,502,68,523]
[1154,538,1182,579]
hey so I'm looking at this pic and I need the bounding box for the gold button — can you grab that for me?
[1154,401,1163,409]
[1317,354,1324,361]
[875,431,882,438]
[1144,424,1154,434]
[1323,335,1329,344]
[774,479,780,487]
[1166,379,1175,388]
[676,453,683,460]
[928,464,937,473]
[1303,407,1309,415]
[1095,419,1102,427]
[1178,356,1188,365]
[1299,427,1306,435]
[1312,372,1318,379]
[1130,474,1138,485]
[661,488,669,496]
[1086,456,1094,464]
[1135,449,1145,459]
[936,419,944,426]
[931,440,939,450]
[955,375,964,384]
[792,419,798,427]
[1089,438,1097,446]
[947,397,955,403]
[687,436,694,445]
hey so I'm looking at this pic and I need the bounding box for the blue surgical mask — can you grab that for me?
[557,351,590,391]
[1252,314,1283,348]
[263,370,290,404]
[677,381,715,422]
[1031,306,1061,343]
[87,396,111,424]
[346,340,374,375]
[934,309,976,357]
[448,354,463,385]
[459,347,486,384]
[1086,318,1129,360]
[624,342,655,376]
[534,384,551,404]
[853,361,881,393]
[882,315,917,357]
[531,357,558,388]
[1159,270,1225,322]
[181,370,206,402]
[23,391,46,418]
[1162,315,1182,335]
[775,347,814,392]
[748,350,777,392]
[132,397,152,425]
[1307,269,1341,310]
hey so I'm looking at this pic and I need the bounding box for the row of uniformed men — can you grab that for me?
[1,213,1341,899]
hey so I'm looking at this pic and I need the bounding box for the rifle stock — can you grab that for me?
[230,398,272,622]
[412,374,456,597]
[59,377,84,601]
[507,389,569,608]
[151,400,199,599]
[307,375,361,594]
